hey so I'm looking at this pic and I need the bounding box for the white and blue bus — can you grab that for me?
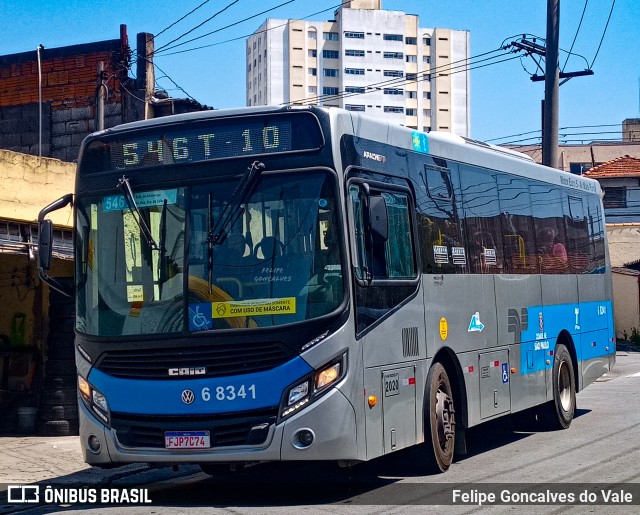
[38,106,615,473]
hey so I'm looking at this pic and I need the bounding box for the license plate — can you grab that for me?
[164,431,210,449]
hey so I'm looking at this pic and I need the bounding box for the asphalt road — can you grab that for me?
[11,349,640,514]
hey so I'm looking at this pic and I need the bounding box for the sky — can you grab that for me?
[1,0,638,144]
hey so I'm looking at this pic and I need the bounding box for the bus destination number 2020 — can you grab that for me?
[201,384,257,402]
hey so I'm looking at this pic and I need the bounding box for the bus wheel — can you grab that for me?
[546,343,576,429]
[424,362,456,472]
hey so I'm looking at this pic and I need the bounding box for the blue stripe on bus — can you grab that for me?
[519,300,614,375]
[87,356,313,415]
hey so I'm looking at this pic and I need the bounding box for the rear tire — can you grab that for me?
[423,362,456,472]
[544,343,576,429]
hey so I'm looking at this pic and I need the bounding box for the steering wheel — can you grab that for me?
[253,236,285,260]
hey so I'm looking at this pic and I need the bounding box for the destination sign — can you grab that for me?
[81,113,324,174]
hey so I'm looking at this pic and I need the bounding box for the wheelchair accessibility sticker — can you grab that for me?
[502,363,509,384]
[468,312,485,332]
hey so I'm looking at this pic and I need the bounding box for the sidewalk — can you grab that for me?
[0,436,148,485]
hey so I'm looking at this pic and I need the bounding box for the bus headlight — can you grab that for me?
[280,353,347,421]
[78,376,110,426]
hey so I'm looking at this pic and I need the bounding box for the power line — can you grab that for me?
[488,124,623,143]
[154,0,213,40]
[154,0,299,56]
[153,0,241,55]
[590,0,616,68]
[157,1,350,57]
[563,0,588,71]
[286,48,510,107]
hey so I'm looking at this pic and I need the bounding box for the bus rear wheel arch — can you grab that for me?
[422,361,456,472]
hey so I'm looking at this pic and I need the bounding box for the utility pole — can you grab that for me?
[95,62,106,131]
[542,0,559,168]
[508,1,593,169]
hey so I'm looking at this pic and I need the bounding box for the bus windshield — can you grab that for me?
[75,170,344,336]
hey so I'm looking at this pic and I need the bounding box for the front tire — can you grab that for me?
[423,362,456,472]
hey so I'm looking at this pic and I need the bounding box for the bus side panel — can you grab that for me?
[424,274,498,428]
[360,294,426,459]
[540,274,580,401]
[577,274,615,390]
[494,274,545,415]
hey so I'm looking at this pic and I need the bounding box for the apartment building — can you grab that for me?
[246,0,470,136]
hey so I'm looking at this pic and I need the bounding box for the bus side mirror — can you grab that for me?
[37,193,74,298]
[38,219,53,271]
[369,195,388,242]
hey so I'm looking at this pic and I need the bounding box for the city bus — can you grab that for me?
[38,105,615,474]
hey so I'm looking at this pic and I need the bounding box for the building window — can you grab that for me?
[308,49,317,57]
[423,126,431,132]
[309,86,317,94]
[345,31,365,39]
[424,92,431,99]
[383,52,403,59]
[423,37,431,45]
[603,187,627,209]
[407,91,417,99]
[423,109,431,116]
[309,68,317,76]
[345,104,366,111]
[406,108,417,116]
[383,34,403,41]
[405,37,417,45]
[308,31,317,39]
[423,56,431,63]
[345,68,365,75]
[323,68,338,77]
[346,86,366,93]
[384,106,404,113]
[345,49,365,57]
[384,88,404,95]
[406,73,417,81]
[323,87,339,95]
[323,32,338,40]
[406,55,417,63]
[383,70,403,77]
[323,49,339,59]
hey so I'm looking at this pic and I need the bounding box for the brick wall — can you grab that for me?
[0,30,138,162]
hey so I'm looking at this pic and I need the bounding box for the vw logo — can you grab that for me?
[181,389,195,405]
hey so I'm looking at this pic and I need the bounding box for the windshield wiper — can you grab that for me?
[207,160,265,246]
[206,161,264,295]
[117,175,159,251]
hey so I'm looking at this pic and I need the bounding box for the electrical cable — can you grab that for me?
[290,50,515,107]
[590,0,616,68]
[563,0,588,71]
[153,0,298,56]
[153,0,241,55]
[284,47,508,106]
[157,1,351,57]
[154,0,213,40]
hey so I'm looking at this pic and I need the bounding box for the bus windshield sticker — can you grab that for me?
[189,303,213,331]
[411,131,430,154]
[433,245,448,264]
[452,246,466,265]
[103,189,178,212]
[484,248,497,265]
[126,285,144,303]
[212,297,296,318]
